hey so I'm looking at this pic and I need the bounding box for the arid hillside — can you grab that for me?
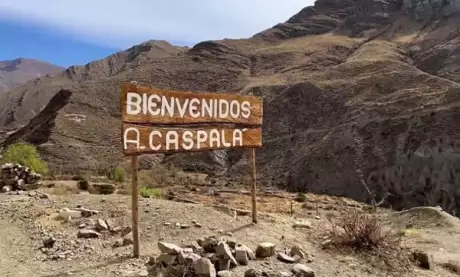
[2,0,460,214]
[0,58,63,94]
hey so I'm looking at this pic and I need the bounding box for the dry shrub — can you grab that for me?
[327,211,411,272]
[45,182,80,195]
[442,260,460,274]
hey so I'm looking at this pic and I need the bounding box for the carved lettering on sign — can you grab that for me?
[122,124,262,155]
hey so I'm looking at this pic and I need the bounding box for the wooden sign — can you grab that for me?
[123,124,262,155]
[121,83,263,126]
[120,82,263,258]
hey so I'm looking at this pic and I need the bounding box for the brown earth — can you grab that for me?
[0,58,63,94]
[2,0,460,214]
[1,181,460,277]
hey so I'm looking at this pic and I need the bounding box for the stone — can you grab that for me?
[292,264,315,277]
[43,236,56,248]
[264,271,281,277]
[244,269,262,277]
[59,208,82,219]
[279,272,293,277]
[292,221,311,229]
[235,244,249,265]
[226,239,237,249]
[178,249,201,264]
[105,219,115,230]
[157,254,177,266]
[121,226,132,237]
[182,242,203,253]
[193,258,216,277]
[217,270,231,277]
[77,208,99,217]
[200,235,220,252]
[111,226,123,233]
[77,229,101,239]
[413,250,434,270]
[158,241,182,254]
[180,224,191,229]
[96,219,109,231]
[112,239,123,248]
[122,233,133,246]
[290,246,305,259]
[277,252,300,263]
[217,259,231,271]
[137,270,149,277]
[256,242,276,258]
[216,241,238,266]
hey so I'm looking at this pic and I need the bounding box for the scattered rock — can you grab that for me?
[216,241,238,266]
[292,264,315,277]
[194,258,216,277]
[256,242,276,258]
[290,246,305,259]
[178,249,201,264]
[157,254,177,266]
[217,270,231,277]
[217,259,231,271]
[277,252,300,263]
[59,208,82,219]
[244,269,262,277]
[122,233,133,246]
[200,236,220,253]
[180,224,191,229]
[121,226,132,237]
[292,221,311,229]
[235,244,250,265]
[77,229,101,239]
[43,236,56,248]
[77,208,99,218]
[158,241,182,254]
[96,219,109,231]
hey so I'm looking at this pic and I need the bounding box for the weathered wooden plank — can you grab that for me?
[121,83,263,126]
[122,123,262,155]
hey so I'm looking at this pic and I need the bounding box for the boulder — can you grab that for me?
[77,229,101,239]
[216,241,238,266]
[193,258,216,277]
[255,242,276,258]
[292,264,315,277]
[158,241,182,254]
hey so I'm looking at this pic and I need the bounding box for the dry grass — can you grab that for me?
[441,260,460,274]
[326,211,412,272]
[43,182,80,195]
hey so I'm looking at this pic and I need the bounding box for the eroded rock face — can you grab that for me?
[2,0,460,215]
[403,0,460,20]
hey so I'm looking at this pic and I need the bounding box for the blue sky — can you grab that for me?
[0,0,313,68]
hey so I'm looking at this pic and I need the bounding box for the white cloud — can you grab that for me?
[0,0,315,49]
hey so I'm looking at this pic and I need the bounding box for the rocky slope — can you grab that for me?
[0,58,63,94]
[2,0,460,214]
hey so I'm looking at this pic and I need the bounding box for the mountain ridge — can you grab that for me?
[2,0,460,214]
[0,57,63,94]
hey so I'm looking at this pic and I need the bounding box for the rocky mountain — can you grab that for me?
[0,41,188,128]
[0,58,63,94]
[2,0,460,214]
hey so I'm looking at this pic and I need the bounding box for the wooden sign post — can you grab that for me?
[121,82,263,257]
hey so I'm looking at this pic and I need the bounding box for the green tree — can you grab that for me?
[2,142,49,174]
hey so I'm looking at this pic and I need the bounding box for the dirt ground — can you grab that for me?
[1,181,460,277]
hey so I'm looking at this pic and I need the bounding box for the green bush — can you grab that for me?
[107,167,125,182]
[2,142,48,174]
[140,186,162,198]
